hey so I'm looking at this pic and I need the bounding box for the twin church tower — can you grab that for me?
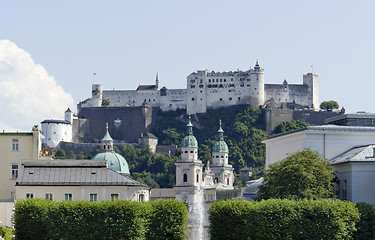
[174,116,234,205]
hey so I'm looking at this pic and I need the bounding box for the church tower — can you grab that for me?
[210,121,234,186]
[174,116,204,203]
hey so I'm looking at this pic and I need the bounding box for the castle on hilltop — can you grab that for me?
[78,62,319,114]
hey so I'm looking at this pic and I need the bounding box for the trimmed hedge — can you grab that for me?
[353,202,375,240]
[209,199,360,240]
[13,198,187,240]
[147,199,188,240]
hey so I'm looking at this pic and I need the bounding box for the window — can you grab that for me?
[138,194,144,202]
[196,174,199,183]
[191,98,195,101]
[219,98,222,101]
[12,139,19,151]
[11,164,19,179]
[90,194,98,202]
[26,193,34,199]
[111,194,119,201]
[229,97,232,101]
[64,193,73,201]
[45,193,53,200]
[183,174,187,182]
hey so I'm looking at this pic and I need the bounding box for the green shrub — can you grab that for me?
[13,199,188,240]
[147,199,188,240]
[13,198,52,240]
[209,199,360,240]
[353,202,375,240]
[0,226,14,240]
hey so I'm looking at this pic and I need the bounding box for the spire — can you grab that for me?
[155,72,159,88]
[102,122,113,141]
[218,119,224,141]
[187,114,193,135]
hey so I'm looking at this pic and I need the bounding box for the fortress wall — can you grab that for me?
[160,89,187,111]
[103,90,160,107]
[77,106,158,143]
[265,84,309,106]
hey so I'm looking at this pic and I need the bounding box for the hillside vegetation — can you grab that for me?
[146,105,268,187]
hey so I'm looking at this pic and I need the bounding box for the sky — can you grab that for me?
[0,0,374,131]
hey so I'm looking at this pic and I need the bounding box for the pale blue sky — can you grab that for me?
[1,0,374,117]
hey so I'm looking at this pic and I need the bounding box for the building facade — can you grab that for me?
[0,125,40,200]
[15,160,150,202]
[79,62,319,114]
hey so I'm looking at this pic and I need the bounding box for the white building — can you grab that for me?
[41,108,74,147]
[79,62,319,114]
[262,125,375,204]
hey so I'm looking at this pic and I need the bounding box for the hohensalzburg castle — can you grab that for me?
[78,62,319,114]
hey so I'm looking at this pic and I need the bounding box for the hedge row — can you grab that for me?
[13,198,188,240]
[209,199,361,240]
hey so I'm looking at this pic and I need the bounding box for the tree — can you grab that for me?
[320,100,339,110]
[257,149,334,200]
[102,99,110,106]
[273,119,311,134]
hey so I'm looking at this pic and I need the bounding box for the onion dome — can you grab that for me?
[212,120,228,153]
[91,123,130,175]
[181,116,198,148]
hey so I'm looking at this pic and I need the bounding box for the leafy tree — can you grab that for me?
[68,151,76,159]
[78,151,87,159]
[101,99,110,106]
[257,149,334,200]
[320,100,339,110]
[55,149,66,159]
[273,119,311,134]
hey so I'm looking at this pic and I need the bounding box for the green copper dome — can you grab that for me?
[212,125,228,153]
[181,119,198,148]
[92,152,130,175]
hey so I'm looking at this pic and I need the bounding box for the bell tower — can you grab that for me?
[174,116,204,203]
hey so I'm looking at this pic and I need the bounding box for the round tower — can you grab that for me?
[91,84,103,107]
[249,61,265,107]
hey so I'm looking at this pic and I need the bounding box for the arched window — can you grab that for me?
[138,194,144,202]
[214,177,218,183]
[183,174,188,182]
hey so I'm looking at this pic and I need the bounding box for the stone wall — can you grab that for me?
[77,105,157,143]
[265,109,342,134]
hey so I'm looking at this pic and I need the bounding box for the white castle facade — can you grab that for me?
[79,62,319,114]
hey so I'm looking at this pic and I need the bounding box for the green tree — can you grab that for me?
[101,99,110,106]
[320,100,339,110]
[273,119,311,134]
[257,149,334,200]
[55,149,66,159]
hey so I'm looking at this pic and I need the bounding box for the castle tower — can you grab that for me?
[303,73,319,110]
[64,108,73,123]
[186,70,208,114]
[91,84,103,107]
[210,121,234,186]
[174,116,204,203]
[249,61,265,107]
